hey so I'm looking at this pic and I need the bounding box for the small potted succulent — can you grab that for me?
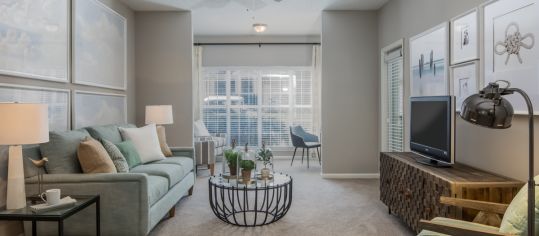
[240,159,255,184]
[256,141,273,179]
[225,139,241,176]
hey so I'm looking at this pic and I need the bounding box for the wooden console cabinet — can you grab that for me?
[380,152,523,233]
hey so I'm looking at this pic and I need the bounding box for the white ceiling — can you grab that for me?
[120,0,388,35]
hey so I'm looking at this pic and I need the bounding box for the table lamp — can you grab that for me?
[0,103,49,210]
[145,105,173,155]
[460,80,535,235]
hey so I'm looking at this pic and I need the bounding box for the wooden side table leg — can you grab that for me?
[32,220,36,236]
[96,196,100,236]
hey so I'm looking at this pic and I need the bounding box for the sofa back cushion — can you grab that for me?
[499,175,539,235]
[77,137,117,174]
[40,129,90,174]
[85,124,135,144]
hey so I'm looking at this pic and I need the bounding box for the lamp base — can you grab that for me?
[6,145,27,210]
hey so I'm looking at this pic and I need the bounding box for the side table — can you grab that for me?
[0,195,100,236]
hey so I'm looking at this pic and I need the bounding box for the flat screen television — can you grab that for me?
[410,96,455,167]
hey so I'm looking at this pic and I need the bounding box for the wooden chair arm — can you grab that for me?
[440,196,509,215]
[419,220,510,236]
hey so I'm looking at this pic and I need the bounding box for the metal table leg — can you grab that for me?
[58,220,63,236]
[32,220,36,236]
[96,196,100,236]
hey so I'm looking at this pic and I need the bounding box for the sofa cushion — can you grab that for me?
[156,125,173,157]
[86,124,135,144]
[101,139,129,173]
[115,140,142,169]
[130,164,185,188]
[40,129,90,174]
[146,175,169,206]
[499,175,539,235]
[153,157,194,173]
[119,124,165,163]
[418,217,500,236]
[77,137,117,174]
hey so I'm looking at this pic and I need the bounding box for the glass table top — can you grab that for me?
[210,172,292,189]
[0,195,98,218]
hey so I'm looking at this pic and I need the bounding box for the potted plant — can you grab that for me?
[256,141,273,179]
[225,139,241,176]
[240,160,255,184]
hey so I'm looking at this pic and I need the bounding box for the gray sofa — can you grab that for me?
[22,124,195,236]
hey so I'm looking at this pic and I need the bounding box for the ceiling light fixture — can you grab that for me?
[253,23,267,33]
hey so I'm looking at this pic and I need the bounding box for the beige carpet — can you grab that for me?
[149,158,414,236]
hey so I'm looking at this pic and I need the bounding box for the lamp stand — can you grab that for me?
[6,145,27,210]
[513,88,535,236]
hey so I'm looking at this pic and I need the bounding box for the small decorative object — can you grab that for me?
[410,22,450,96]
[451,60,479,112]
[30,157,49,197]
[256,141,273,179]
[224,139,241,176]
[240,159,255,184]
[450,8,479,64]
[483,0,539,114]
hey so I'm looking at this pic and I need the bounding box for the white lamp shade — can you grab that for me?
[145,105,173,125]
[0,103,49,145]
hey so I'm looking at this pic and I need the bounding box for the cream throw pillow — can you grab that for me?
[77,137,117,174]
[119,124,166,163]
[156,125,173,157]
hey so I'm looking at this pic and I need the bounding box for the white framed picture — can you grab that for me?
[451,8,480,65]
[73,0,127,90]
[451,61,480,112]
[0,0,69,82]
[410,22,450,96]
[0,83,70,131]
[73,90,127,129]
[483,0,539,114]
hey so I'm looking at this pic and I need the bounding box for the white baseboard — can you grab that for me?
[321,173,380,179]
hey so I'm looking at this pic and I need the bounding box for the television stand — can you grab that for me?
[415,155,452,168]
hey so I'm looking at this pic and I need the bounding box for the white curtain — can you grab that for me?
[312,45,322,136]
[193,46,203,121]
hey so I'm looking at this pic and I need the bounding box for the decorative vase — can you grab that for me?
[260,168,271,179]
[241,169,252,183]
[229,165,237,176]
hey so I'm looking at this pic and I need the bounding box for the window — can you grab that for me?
[201,67,314,147]
[381,40,404,152]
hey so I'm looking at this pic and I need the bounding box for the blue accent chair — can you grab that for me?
[290,125,321,168]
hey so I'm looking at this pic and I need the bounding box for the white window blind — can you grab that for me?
[386,56,404,152]
[201,67,314,147]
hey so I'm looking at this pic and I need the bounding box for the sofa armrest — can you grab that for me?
[170,147,194,158]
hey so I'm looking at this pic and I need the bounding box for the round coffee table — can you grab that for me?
[208,173,293,227]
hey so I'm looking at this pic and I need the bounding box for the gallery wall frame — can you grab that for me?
[72,0,127,90]
[73,90,127,129]
[450,61,480,112]
[0,83,71,131]
[0,0,70,83]
[450,8,480,65]
[409,22,450,97]
[481,0,539,114]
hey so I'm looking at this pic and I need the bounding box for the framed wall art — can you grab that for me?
[451,8,480,65]
[483,0,539,114]
[450,61,480,112]
[73,90,127,129]
[0,84,70,131]
[409,22,450,96]
[0,0,69,82]
[73,0,127,90]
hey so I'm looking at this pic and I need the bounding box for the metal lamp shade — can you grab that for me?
[460,94,514,129]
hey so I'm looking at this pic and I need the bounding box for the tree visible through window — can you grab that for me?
[201,68,314,147]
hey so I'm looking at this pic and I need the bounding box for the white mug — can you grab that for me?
[40,189,61,205]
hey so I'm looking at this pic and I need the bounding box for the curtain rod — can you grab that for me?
[193,42,321,46]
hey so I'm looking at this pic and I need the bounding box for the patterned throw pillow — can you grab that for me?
[101,139,129,173]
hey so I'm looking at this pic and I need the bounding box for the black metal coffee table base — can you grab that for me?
[209,174,292,226]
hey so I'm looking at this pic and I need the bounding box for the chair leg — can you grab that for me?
[301,148,305,164]
[291,147,297,166]
[317,147,321,164]
[307,148,310,168]
[168,207,176,218]
[188,186,194,196]
[208,164,215,176]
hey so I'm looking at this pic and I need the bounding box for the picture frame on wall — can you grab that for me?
[73,0,127,90]
[73,90,127,129]
[409,22,450,97]
[0,0,70,82]
[450,61,480,112]
[0,83,70,131]
[482,0,539,114]
[450,8,480,65]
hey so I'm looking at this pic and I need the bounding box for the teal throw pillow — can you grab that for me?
[101,139,130,173]
[115,140,142,169]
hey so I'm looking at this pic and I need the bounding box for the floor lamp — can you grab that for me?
[460,80,535,235]
[0,103,49,210]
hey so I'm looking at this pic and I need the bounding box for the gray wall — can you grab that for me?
[321,11,380,175]
[0,0,135,234]
[135,11,193,147]
[378,0,539,181]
